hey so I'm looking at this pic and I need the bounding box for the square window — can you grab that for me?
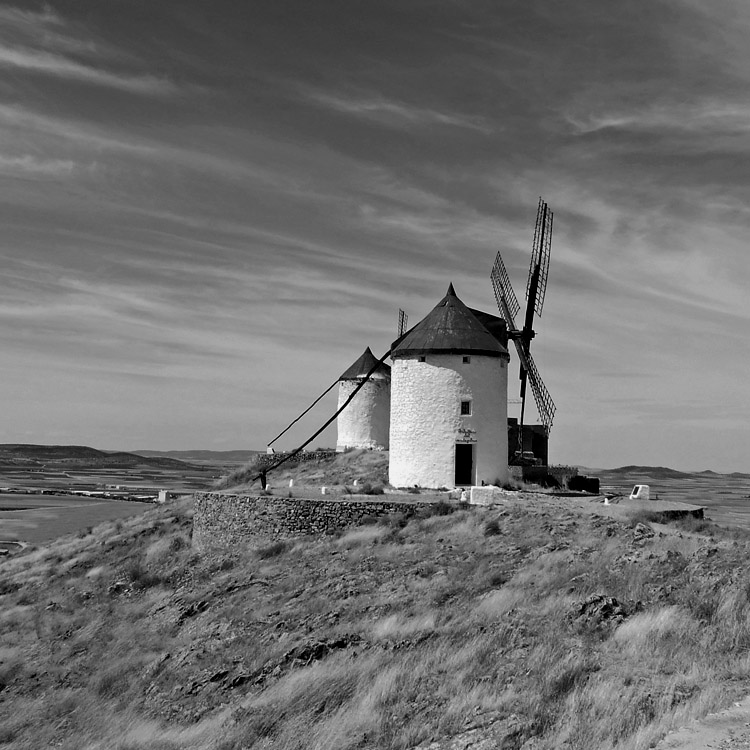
[418,356,426,363]
[460,400,472,415]
[463,356,471,364]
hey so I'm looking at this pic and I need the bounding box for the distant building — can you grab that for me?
[335,347,391,451]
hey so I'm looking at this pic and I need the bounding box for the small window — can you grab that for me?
[418,356,426,363]
[460,400,472,415]
[463,356,471,364]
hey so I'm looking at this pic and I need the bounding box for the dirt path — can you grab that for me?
[654,696,750,749]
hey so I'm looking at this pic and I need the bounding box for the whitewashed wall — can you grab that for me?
[389,354,508,488]
[336,377,390,451]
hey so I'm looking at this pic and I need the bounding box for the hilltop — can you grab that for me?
[607,465,692,478]
[134,449,261,464]
[2,452,750,749]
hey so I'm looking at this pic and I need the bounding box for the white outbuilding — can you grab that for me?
[388,284,510,489]
[336,347,391,451]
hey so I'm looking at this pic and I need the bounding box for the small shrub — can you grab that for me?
[673,515,714,534]
[484,519,501,537]
[358,482,385,495]
[169,535,186,552]
[125,561,162,590]
[431,500,455,516]
[407,486,421,494]
[217,555,236,571]
[93,663,132,698]
[488,570,507,587]
[0,658,22,691]
[256,541,287,559]
[380,511,413,529]
[627,511,660,527]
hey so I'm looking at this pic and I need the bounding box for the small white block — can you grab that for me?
[469,486,505,506]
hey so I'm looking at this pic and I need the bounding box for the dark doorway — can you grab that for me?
[454,443,474,486]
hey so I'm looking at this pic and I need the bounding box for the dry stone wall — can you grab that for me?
[193,492,427,552]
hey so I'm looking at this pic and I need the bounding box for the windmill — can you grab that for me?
[491,198,556,460]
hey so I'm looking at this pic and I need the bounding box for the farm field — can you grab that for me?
[0,493,154,544]
[0,445,250,545]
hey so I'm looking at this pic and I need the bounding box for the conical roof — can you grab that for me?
[339,346,391,380]
[391,284,508,358]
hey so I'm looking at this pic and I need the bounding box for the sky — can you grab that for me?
[1,1,749,471]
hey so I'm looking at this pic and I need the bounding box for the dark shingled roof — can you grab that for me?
[339,346,391,380]
[391,284,509,358]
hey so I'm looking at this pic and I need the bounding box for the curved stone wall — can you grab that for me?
[193,492,426,552]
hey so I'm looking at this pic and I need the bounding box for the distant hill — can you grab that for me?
[605,465,692,479]
[0,444,195,470]
[133,449,260,463]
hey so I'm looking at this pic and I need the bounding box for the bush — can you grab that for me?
[627,511,660,527]
[125,561,162,590]
[358,482,384,495]
[484,519,501,537]
[430,500,455,516]
[169,535,186,552]
[256,541,287,559]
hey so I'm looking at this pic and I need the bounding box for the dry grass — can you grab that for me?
[214,449,390,494]
[4,489,750,749]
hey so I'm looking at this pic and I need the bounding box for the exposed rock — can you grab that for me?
[573,594,632,630]
[632,523,655,545]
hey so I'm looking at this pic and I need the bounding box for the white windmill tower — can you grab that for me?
[335,347,391,451]
[388,284,510,489]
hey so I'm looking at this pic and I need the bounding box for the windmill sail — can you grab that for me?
[490,199,556,439]
[490,252,520,325]
[397,308,408,337]
[527,198,553,317]
[524,351,556,433]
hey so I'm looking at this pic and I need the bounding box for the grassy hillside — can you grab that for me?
[3,460,750,749]
[214,448,390,494]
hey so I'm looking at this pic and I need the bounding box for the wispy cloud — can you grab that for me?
[302,87,493,134]
[0,44,175,94]
[0,5,175,94]
[0,154,75,176]
[0,103,154,153]
[567,100,750,137]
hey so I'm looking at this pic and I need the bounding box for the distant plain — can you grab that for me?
[597,467,750,529]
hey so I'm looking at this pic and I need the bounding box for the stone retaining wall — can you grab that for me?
[193,492,429,552]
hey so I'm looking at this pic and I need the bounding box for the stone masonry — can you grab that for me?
[193,492,429,552]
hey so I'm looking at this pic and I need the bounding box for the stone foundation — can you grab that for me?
[193,492,430,552]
